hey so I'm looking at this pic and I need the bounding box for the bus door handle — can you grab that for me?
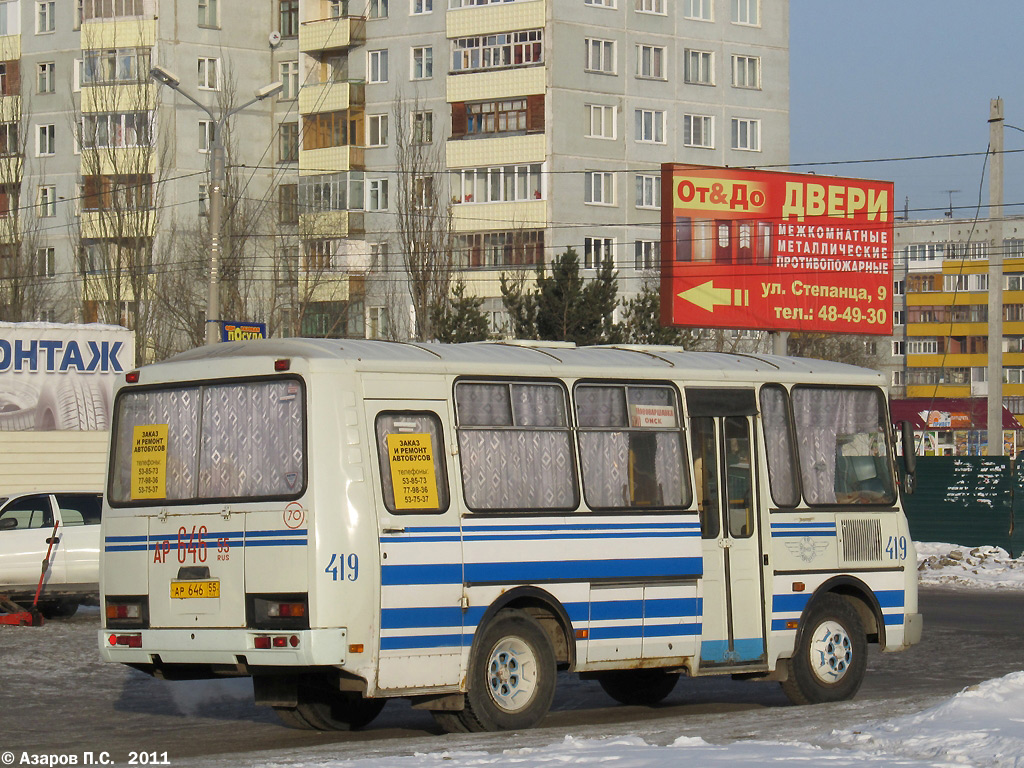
[718,539,732,549]
[382,527,406,534]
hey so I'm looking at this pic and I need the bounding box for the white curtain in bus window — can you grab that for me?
[791,387,895,506]
[374,412,449,514]
[456,382,577,511]
[575,384,689,510]
[759,385,799,507]
[198,380,305,498]
[110,387,200,502]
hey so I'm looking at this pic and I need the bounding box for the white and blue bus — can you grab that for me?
[99,340,921,732]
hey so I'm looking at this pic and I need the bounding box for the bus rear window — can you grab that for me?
[109,378,305,504]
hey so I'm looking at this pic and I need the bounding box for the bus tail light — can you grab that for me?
[253,635,301,650]
[108,633,143,648]
[248,594,310,630]
[105,596,149,629]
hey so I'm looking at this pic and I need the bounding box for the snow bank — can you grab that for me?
[917,542,1024,589]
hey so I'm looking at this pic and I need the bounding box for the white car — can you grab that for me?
[0,491,102,618]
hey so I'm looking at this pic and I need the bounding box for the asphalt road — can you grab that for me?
[1,587,1020,766]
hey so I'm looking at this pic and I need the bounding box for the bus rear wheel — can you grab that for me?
[596,669,680,706]
[436,609,556,733]
[781,593,867,705]
[284,681,386,731]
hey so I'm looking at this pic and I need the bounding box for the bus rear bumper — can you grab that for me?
[99,627,349,669]
[902,612,923,647]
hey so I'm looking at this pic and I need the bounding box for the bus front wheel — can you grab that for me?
[781,593,867,705]
[440,609,556,732]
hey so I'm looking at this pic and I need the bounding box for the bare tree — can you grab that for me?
[392,94,455,341]
[786,332,885,368]
[74,30,168,364]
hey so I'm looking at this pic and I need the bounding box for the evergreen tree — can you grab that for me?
[501,248,619,345]
[619,280,699,347]
[431,279,491,343]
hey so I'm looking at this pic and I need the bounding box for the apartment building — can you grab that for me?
[884,215,1024,454]
[1,0,790,355]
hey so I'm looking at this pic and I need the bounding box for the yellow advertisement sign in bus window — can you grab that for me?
[131,424,168,500]
[386,432,439,511]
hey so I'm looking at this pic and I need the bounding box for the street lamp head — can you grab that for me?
[254,81,284,101]
[150,65,181,89]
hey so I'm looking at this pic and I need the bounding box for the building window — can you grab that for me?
[38,186,56,217]
[36,124,55,156]
[198,58,219,90]
[299,172,365,213]
[635,174,659,208]
[36,0,55,32]
[893,279,905,295]
[278,183,298,224]
[683,0,711,20]
[198,183,208,216]
[280,122,298,161]
[37,62,55,94]
[584,171,614,206]
[280,0,298,36]
[451,31,544,73]
[683,114,713,148]
[585,104,615,139]
[198,0,218,26]
[369,0,387,17]
[36,247,56,277]
[684,50,713,85]
[368,306,389,339]
[303,110,363,150]
[585,38,616,74]
[452,164,542,204]
[412,110,433,144]
[81,48,151,85]
[636,45,665,80]
[585,0,615,6]
[199,120,214,153]
[367,114,388,147]
[731,118,760,151]
[584,236,614,269]
[280,61,299,100]
[0,122,18,156]
[635,109,665,143]
[635,240,659,270]
[0,62,12,97]
[80,0,145,20]
[412,46,433,80]
[635,0,665,12]
[367,178,389,211]
[732,54,760,89]
[892,341,905,357]
[451,97,544,138]
[457,229,544,269]
[893,310,905,325]
[412,0,431,12]
[0,1,11,34]
[732,0,758,25]
[81,112,153,149]
[368,50,388,83]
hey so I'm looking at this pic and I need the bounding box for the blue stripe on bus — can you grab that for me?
[379,634,467,651]
[642,622,702,638]
[770,522,836,529]
[772,593,812,613]
[465,557,703,584]
[771,618,796,631]
[770,531,837,538]
[875,589,905,608]
[883,613,905,625]
[386,531,700,544]
[590,598,701,621]
[381,564,463,586]
[103,530,307,553]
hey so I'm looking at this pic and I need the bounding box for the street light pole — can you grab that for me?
[149,66,283,345]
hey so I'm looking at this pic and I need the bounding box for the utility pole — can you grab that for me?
[987,98,1004,456]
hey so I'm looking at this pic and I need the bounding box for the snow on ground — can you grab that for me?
[194,543,1024,768]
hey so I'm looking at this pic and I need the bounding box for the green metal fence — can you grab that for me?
[902,456,1023,556]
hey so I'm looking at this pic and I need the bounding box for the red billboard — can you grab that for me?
[660,164,894,335]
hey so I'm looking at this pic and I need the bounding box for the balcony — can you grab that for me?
[80,83,158,113]
[447,66,544,104]
[79,148,157,177]
[299,145,364,176]
[79,18,157,48]
[299,210,365,238]
[446,133,544,169]
[446,0,545,38]
[80,209,157,239]
[298,81,364,115]
[299,16,365,53]
[452,199,547,232]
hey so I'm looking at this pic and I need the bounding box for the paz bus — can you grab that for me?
[99,340,922,732]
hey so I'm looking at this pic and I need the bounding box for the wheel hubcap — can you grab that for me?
[486,637,537,712]
[808,620,853,683]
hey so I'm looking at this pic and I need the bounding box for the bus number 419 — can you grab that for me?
[325,553,359,581]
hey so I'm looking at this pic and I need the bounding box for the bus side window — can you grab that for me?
[690,417,719,538]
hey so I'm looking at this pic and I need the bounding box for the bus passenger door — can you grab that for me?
[687,389,766,668]
[366,401,465,692]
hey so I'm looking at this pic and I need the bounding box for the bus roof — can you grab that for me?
[157,339,885,386]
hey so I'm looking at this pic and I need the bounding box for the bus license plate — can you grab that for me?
[170,580,220,599]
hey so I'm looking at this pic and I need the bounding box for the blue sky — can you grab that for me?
[789,1,1024,221]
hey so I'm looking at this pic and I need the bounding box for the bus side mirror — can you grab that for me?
[900,421,917,495]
